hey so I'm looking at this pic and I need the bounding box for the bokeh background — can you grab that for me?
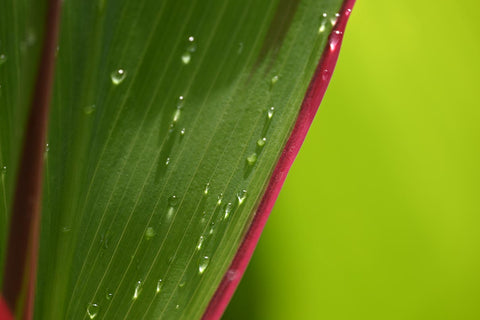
[225,0,480,319]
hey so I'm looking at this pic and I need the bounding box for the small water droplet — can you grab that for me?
[87,303,99,319]
[330,17,337,26]
[217,193,223,206]
[133,280,142,300]
[106,292,113,300]
[203,183,210,196]
[224,202,232,219]
[110,69,127,85]
[0,54,7,66]
[175,304,180,310]
[1,166,6,176]
[236,189,247,205]
[145,227,155,240]
[155,279,163,293]
[165,157,171,166]
[329,31,342,51]
[84,105,96,115]
[181,52,191,64]
[271,75,279,85]
[322,12,327,17]
[267,107,275,119]
[318,20,327,33]
[257,137,266,148]
[335,13,340,17]
[178,281,186,288]
[196,235,204,250]
[173,108,181,123]
[246,153,257,166]
[198,256,210,274]
[168,195,178,207]
[180,128,186,137]
[187,36,197,52]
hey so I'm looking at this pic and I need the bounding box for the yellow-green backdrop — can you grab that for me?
[225,0,480,319]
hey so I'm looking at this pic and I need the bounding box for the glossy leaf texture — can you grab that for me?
[2,0,346,319]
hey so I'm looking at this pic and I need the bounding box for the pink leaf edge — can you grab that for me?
[202,1,356,319]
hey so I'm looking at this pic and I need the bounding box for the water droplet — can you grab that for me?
[224,203,232,219]
[0,54,7,66]
[181,52,191,64]
[187,36,197,52]
[175,304,180,310]
[237,42,244,54]
[330,17,337,26]
[246,153,257,166]
[180,128,186,137]
[271,75,279,85]
[133,280,142,300]
[165,157,171,166]
[110,69,127,85]
[257,137,266,148]
[178,281,186,288]
[1,166,6,176]
[217,193,223,206]
[203,183,210,196]
[236,189,247,205]
[322,12,327,17]
[156,279,163,293]
[198,256,210,274]
[335,13,340,17]
[145,227,155,240]
[267,107,275,119]
[318,20,327,33]
[329,31,342,51]
[106,292,113,300]
[172,108,181,123]
[87,303,99,319]
[84,105,96,115]
[196,235,204,250]
[168,195,178,207]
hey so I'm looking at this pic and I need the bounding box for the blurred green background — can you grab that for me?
[225,0,480,319]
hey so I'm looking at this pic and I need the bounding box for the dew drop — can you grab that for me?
[224,202,232,219]
[203,183,210,196]
[87,303,99,319]
[329,31,342,51]
[180,128,186,137]
[181,52,191,65]
[246,153,257,166]
[84,105,96,115]
[330,17,337,26]
[156,279,163,293]
[322,12,327,17]
[187,36,197,52]
[198,256,210,274]
[236,189,247,205]
[106,292,113,300]
[267,106,275,119]
[1,166,6,176]
[165,157,171,166]
[176,304,180,310]
[178,281,186,288]
[168,195,179,207]
[271,75,279,85]
[318,20,327,33]
[257,137,266,148]
[177,95,185,108]
[196,235,205,250]
[217,193,223,206]
[0,54,7,66]
[172,108,181,123]
[133,280,142,300]
[145,227,155,240]
[110,69,127,85]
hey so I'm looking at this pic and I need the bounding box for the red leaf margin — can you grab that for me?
[202,0,356,318]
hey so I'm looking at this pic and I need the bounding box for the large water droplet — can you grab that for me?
[110,69,127,85]
[133,280,142,300]
[236,189,247,205]
[196,235,204,250]
[145,227,155,240]
[87,303,99,319]
[198,256,210,274]
[181,52,191,64]
[246,153,257,166]
[156,279,163,293]
[0,54,7,66]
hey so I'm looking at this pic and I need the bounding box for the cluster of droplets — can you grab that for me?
[181,36,196,65]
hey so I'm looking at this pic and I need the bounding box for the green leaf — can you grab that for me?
[1,0,349,318]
